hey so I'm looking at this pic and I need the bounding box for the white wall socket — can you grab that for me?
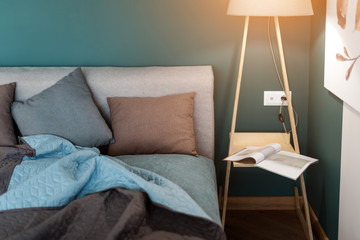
[263,91,292,106]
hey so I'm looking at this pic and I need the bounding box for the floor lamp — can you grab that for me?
[222,0,314,238]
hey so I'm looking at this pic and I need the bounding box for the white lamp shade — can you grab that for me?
[227,0,314,16]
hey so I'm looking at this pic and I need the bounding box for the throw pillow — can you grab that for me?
[107,92,197,156]
[11,68,113,147]
[0,82,17,146]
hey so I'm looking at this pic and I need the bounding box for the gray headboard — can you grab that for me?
[0,66,215,159]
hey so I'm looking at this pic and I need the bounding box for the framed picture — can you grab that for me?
[324,0,360,112]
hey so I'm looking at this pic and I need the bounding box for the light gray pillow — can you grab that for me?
[11,68,113,147]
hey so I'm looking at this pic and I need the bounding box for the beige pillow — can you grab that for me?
[107,92,198,156]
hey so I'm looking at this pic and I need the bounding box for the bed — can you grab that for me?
[0,66,225,239]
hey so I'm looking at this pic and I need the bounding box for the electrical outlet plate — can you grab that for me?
[264,91,292,106]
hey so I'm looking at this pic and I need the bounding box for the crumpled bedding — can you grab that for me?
[117,154,222,226]
[0,135,226,240]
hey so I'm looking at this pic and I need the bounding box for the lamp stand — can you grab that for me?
[221,16,313,240]
[221,15,249,227]
[273,16,312,240]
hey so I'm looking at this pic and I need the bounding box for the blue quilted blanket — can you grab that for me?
[0,135,210,221]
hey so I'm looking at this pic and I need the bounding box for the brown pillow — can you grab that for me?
[107,92,198,156]
[0,82,17,146]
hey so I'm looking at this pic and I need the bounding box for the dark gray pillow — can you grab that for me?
[11,68,113,147]
[0,82,17,146]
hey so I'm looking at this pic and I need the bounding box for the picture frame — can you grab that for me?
[324,0,360,112]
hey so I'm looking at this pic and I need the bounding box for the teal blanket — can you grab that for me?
[0,135,211,222]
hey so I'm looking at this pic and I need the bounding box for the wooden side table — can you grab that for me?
[221,132,313,240]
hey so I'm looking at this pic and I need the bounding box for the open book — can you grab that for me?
[224,143,318,180]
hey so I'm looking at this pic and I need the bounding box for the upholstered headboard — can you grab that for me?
[0,66,215,159]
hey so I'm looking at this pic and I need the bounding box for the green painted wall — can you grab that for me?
[0,1,312,199]
[307,0,343,239]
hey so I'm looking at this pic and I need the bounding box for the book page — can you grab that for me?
[224,143,281,164]
[223,148,259,163]
[257,151,318,180]
[256,143,281,159]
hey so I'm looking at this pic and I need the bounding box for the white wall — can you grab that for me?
[338,103,360,239]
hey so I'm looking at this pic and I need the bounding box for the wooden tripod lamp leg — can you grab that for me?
[300,174,313,240]
[273,17,299,153]
[221,16,250,228]
[274,16,313,240]
[221,161,231,227]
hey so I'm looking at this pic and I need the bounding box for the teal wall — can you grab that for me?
[307,0,343,239]
[0,0,334,226]
[0,0,312,197]
[1,0,342,238]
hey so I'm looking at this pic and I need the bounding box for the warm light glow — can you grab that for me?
[227,0,314,17]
